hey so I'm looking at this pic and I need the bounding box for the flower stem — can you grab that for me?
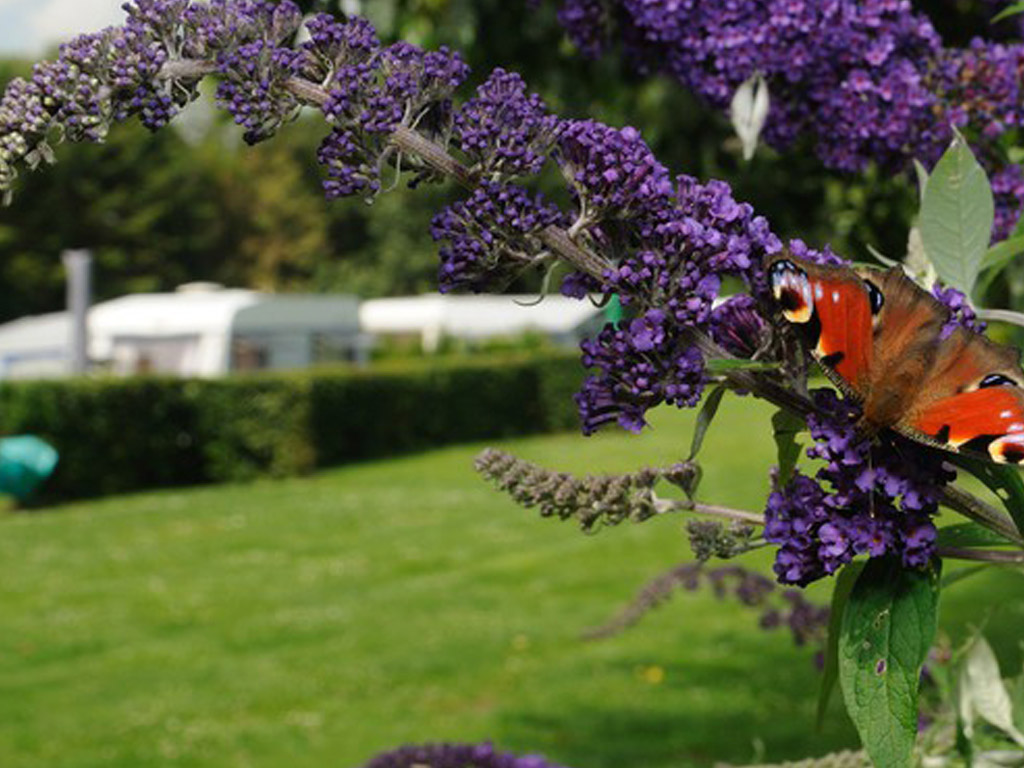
[654,496,765,525]
[937,546,1024,563]
[158,59,618,281]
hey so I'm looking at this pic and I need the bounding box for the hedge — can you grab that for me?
[0,352,584,505]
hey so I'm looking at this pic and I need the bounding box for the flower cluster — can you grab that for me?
[556,0,611,59]
[182,1,307,142]
[0,0,209,200]
[709,294,768,359]
[214,35,305,144]
[454,68,561,179]
[308,13,469,201]
[545,0,1024,237]
[575,316,707,434]
[932,283,986,338]
[585,562,830,650]
[364,742,570,768]
[563,157,783,433]
[474,447,666,529]
[432,182,564,294]
[764,390,944,586]
[556,120,673,224]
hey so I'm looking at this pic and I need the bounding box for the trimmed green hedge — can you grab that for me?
[0,353,584,504]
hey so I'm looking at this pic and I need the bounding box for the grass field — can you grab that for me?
[1,395,1022,768]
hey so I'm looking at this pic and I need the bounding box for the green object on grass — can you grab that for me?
[0,436,58,501]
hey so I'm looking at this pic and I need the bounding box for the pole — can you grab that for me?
[62,249,92,375]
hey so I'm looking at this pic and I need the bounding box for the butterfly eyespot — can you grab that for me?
[989,434,1024,465]
[863,280,884,315]
[978,373,1017,389]
[768,260,814,323]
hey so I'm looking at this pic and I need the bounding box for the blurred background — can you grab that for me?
[1,1,1023,767]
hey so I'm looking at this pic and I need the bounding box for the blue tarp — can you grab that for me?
[0,436,59,501]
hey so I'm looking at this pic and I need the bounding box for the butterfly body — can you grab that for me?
[767,254,1024,464]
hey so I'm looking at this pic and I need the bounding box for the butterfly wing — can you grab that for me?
[767,256,874,395]
[768,253,1024,465]
[898,327,1024,464]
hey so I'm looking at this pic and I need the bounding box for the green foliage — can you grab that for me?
[772,409,805,487]
[687,384,726,461]
[919,136,995,294]
[947,453,1024,539]
[839,557,942,768]
[977,234,1024,296]
[937,522,1019,549]
[818,562,864,730]
[0,353,583,504]
[992,1,1024,23]
[0,377,205,499]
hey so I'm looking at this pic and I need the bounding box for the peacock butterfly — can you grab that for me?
[766,253,1024,465]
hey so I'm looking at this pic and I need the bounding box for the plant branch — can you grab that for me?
[937,546,1024,563]
[155,60,618,281]
[158,59,218,80]
[653,496,766,525]
[277,65,617,281]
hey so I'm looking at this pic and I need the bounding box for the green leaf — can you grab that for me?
[992,1,1024,23]
[942,564,992,589]
[947,455,1024,541]
[1012,656,1024,734]
[688,385,726,461]
[705,358,780,374]
[772,409,805,486]
[959,636,1024,747]
[818,561,864,730]
[919,136,995,294]
[913,158,930,206]
[938,522,1017,549]
[839,557,942,768]
[976,234,1024,296]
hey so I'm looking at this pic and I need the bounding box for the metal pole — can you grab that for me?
[62,249,92,375]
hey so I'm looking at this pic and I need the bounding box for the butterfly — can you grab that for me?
[766,253,1024,465]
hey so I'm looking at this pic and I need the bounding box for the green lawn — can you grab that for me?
[1,395,1022,768]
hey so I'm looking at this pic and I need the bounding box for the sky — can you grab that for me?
[0,0,125,59]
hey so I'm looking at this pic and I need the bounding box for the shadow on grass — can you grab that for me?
[497,639,859,768]
[496,568,1024,768]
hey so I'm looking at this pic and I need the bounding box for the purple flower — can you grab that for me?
[431,182,565,293]
[556,120,674,222]
[710,294,768,359]
[575,318,705,435]
[312,27,469,201]
[454,68,561,178]
[932,282,986,338]
[547,0,1024,238]
[557,0,611,58]
[563,169,782,434]
[216,39,305,144]
[764,389,945,586]
[363,741,572,768]
[316,128,380,200]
